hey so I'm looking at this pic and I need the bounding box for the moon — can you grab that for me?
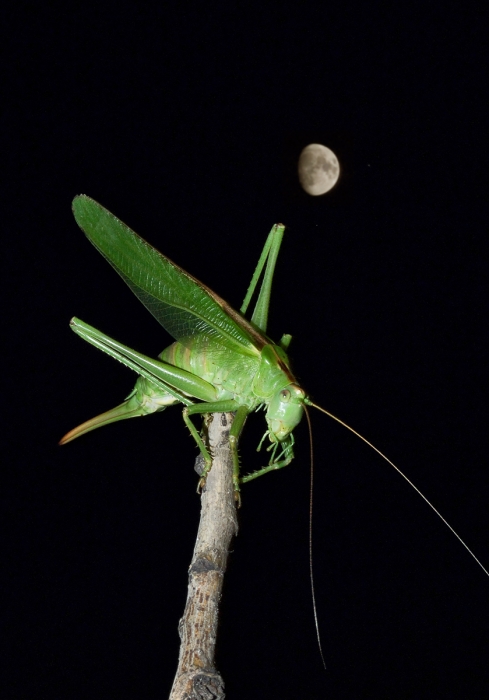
[298,144,340,196]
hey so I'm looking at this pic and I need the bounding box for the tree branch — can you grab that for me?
[169,412,238,700]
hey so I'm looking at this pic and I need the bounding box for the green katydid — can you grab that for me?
[60,195,308,500]
[60,195,488,578]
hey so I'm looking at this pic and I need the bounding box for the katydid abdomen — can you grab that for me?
[160,339,259,404]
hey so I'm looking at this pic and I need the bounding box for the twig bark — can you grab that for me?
[169,412,238,700]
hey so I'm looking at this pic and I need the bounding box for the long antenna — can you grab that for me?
[306,400,489,578]
[304,405,327,669]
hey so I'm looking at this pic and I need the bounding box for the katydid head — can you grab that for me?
[266,384,306,442]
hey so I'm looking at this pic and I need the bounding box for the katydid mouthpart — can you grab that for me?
[60,196,488,576]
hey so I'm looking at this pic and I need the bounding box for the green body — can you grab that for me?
[61,196,310,497]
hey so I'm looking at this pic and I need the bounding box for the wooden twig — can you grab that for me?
[169,412,238,700]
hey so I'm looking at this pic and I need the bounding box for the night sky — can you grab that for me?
[4,4,489,698]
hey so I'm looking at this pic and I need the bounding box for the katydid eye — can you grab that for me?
[280,389,291,402]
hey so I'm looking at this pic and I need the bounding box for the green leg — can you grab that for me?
[240,223,285,334]
[70,317,218,404]
[183,400,244,498]
[182,408,214,478]
[228,405,250,500]
[241,434,295,483]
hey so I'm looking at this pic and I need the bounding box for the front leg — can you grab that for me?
[241,433,295,483]
[183,401,248,501]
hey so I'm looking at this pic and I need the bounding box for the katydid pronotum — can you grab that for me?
[60,195,488,580]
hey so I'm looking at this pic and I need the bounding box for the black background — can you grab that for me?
[4,4,489,698]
